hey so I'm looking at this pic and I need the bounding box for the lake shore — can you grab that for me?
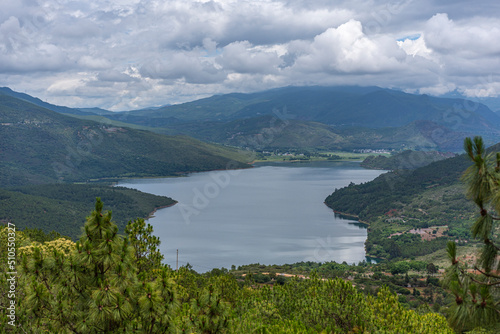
[117,162,385,272]
[329,209,371,226]
[146,201,178,219]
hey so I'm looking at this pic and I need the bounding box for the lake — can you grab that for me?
[117,161,385,272]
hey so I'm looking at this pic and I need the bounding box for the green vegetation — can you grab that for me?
[416,244,479,268]
[325,149,478,260]
[254,149,377,162]
[232,260,450,310]
[108,115,470,152]
[0,92,253,240]
[72,112,463,152]
[0,93,250,187]
[323,137,500,332]
[0,199,454,333]
[361,150,456,170]
[443,137,500,331]
[0,184,175,239]
[102,86,500,151]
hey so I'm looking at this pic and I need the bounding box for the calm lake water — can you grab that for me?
[118,161,385,272]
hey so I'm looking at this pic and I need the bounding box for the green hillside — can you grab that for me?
[0,93,251,187]
[325,148,479,259]
[335,120,468,151]
[3,86,494,152]
[168,116,345,149]
[176,118,467,151]
[361,150,457,170]
[104,115,466,152]
[0,86,95,115]
[0,184,175,239]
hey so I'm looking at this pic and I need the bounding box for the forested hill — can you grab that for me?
[0,93,250,187]
[360,150,457,170]
[0,86,95,115]
[325,150,472,222]
[0,199,456,332]
[3,86,498,151]
[0,184,175,239]
[324,145,493,259]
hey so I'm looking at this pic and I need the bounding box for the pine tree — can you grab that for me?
[125,217,164,276]
[444,137,500,331]
[19,198,179,333]
[19,198,136,332]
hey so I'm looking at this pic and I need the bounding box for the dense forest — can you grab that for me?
[0,184,175,239]
[2,195,498,333]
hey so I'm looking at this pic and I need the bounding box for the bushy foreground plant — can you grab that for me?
[443,137,500,332]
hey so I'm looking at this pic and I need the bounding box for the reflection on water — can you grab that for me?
[347,222,369,229]
[118,162,385,272]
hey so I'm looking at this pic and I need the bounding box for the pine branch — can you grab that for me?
[486,238,500,251]
[41,275,56,300]
[457,267,499,287]
[473,266,500,281]
[467,275,500,286]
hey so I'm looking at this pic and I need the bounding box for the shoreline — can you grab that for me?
[326,207,386,261]
[106,163,254,186]
[146,201,178,219]
[327,207,371,226]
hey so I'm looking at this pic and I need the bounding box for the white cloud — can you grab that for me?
[47,78,88,95]
[97,69,139,82]
[397,36,433,59]
[292,20,406,74]
[139,51,227,84]
[217,41,282,74]
[0,0,500,109]
[77,56,111,70]
[424,13,500,57]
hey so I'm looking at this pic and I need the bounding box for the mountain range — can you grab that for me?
[1,84,498,248]
[0,91,250,187]
[5,85,493,152]
[2,85,500,157]
[108,86,499,128]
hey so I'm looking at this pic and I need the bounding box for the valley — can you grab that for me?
[0,85,492,252]
[3,1,500,331]
[1,85,499,332]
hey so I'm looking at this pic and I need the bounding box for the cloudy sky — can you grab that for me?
[1,0,500,111]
